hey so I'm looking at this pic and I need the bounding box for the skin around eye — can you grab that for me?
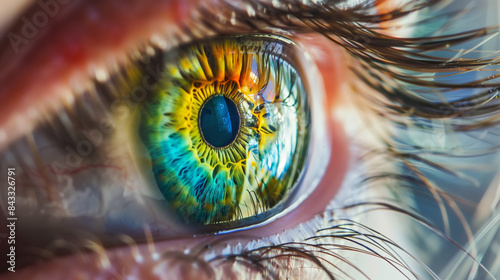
[13,0,500,279]
[0,0,350,276]
[0,32,350,279]
[0,2,32,33]
[0,0,201,151]
[2,0,495,279]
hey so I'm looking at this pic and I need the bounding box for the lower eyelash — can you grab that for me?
[4,1,500,279]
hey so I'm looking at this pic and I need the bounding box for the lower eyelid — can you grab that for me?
[4,34,350,250]
[0,3,354,274]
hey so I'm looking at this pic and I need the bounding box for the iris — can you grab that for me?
[137,35,311,226]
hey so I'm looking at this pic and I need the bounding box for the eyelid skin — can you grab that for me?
[0,2,32,33]
[0,0,351,277]
[1,32,351,279]
[0,0,198,150]
[0,0,350,223]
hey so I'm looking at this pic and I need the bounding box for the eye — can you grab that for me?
[0,0,347,273]
[133,35,311,227]
[0,1,338,253]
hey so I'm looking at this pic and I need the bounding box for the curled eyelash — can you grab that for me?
[203,0,500,126]
[4,0,500,278]
[192,0,500,278]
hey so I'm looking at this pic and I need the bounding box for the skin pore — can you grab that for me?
[1,0,500,279]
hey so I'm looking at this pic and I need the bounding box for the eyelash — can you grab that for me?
[210,0,500,278]
[2,0,499,278]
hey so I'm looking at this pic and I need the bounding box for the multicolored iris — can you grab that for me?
[138,36,310,225]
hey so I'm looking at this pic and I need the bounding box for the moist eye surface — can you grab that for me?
[135,35,311,227]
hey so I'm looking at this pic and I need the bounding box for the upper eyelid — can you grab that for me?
[3,0,495,149]
[0,0,352,247]
[0,0,234,150]
[0,0,321,151]
[0,0,401,149]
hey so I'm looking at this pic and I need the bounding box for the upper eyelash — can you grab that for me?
[2,0,498,150]
[7,0,489,233]
[4,0,496,147]
[202,0,500,126]
[3,0,499,278]
[101,2,500,278]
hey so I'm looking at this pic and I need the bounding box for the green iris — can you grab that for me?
[138,35,310,226]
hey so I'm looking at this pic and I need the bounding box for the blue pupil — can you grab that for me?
[199,95,240,148]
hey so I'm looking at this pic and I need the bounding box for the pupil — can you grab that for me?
[199,95,240,148]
